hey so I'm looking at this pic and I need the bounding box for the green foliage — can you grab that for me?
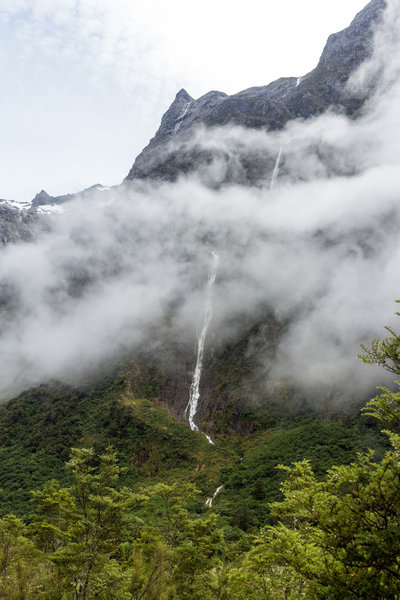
[29,446,137,600]
[217,419,387,531]
[0,377,232,516]
[131,482,225,600]
[227,537,309,599]
[244,306,400,599]
[358,301,400,374]
[3,306,400,598]
[0,513,42,598]
[261,447,400,599]
[359,302,400,437]
[0,448,230,600]
[362,383,400,432]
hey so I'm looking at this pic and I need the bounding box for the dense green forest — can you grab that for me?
[2,315,400,598]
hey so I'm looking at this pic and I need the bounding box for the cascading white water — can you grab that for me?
[205,485,223,508]
[173,102,191,133]
[269,146,283,190]
[185,251,219,439]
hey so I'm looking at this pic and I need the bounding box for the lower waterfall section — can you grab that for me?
[185,251,219,442]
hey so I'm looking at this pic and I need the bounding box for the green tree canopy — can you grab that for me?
[246,304,400,599]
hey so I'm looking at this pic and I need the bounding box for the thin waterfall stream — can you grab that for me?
[205,485,224,508]
[173,102,191,133]
[185,251,219,443]
[269,146,283,190]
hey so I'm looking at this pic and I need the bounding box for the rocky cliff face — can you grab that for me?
[0,0,391,430]
[0,0,387,243]
[0,202,36,246]
[0,185,111,246]
[125,0,386,183]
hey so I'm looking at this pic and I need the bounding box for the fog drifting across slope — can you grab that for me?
[0,1,400,400]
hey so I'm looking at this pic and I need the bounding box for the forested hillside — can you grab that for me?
[2,0,400,597]
[1,318,400,599]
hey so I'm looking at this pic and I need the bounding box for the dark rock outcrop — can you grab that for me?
[125,0,386,183]
[0,202,36,246]
[31,184,108,209]
[0,184,111,246]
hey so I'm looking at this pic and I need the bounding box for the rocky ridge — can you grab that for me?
[0,0,387,243]
[125,0,386,183]
[0,184,111,246]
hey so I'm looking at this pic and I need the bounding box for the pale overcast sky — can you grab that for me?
[0,0,369,202]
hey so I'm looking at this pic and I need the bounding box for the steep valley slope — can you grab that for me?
[0,0,397,530]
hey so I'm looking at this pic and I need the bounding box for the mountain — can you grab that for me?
[125,0,386,183]
[0,0,396,527]
[0,368,387,518]
[30,184,113,209]
[0,0,387,244]
[0,0,391,412]
[1,4,400,595]
[114,0,390,427]
[0,184,112,246]
[0,200,36,245]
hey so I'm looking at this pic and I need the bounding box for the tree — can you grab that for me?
[10,450,226,600]
[358,301,400,376]
[130,483,225,600]
[29,446,137,600]
[0,513,41,599]
[227,536,308,599]
[357,301,400,434]
[250,305,400,599]
[264,453,400,599]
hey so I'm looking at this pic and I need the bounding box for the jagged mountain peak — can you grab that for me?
[0,183,112,246]
[32,189,52,206]
[175,88,193,101]
[318,0,386,72]
[125,0,387,183]
[30,184,109,208]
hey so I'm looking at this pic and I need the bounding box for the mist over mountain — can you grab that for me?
[125,0,386,183]
[0,0,399,424]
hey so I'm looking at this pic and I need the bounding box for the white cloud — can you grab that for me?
[1,52,400,398]
[0,0,399,404]
[1,0,371,95]
[0,0,372,202]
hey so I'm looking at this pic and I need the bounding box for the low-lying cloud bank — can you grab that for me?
[1,1,400,400]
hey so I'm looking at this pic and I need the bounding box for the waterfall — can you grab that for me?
[205,485,224,508]
[269,146,283,190]
[173,102,191,133]
[185,252,219,439]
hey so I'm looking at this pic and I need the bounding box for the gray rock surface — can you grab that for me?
[0,184,110,246]
[0,0,387,245]
[125,0,386,183]
[0,202,36,246]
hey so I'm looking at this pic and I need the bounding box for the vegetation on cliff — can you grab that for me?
[1,310,400,598]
